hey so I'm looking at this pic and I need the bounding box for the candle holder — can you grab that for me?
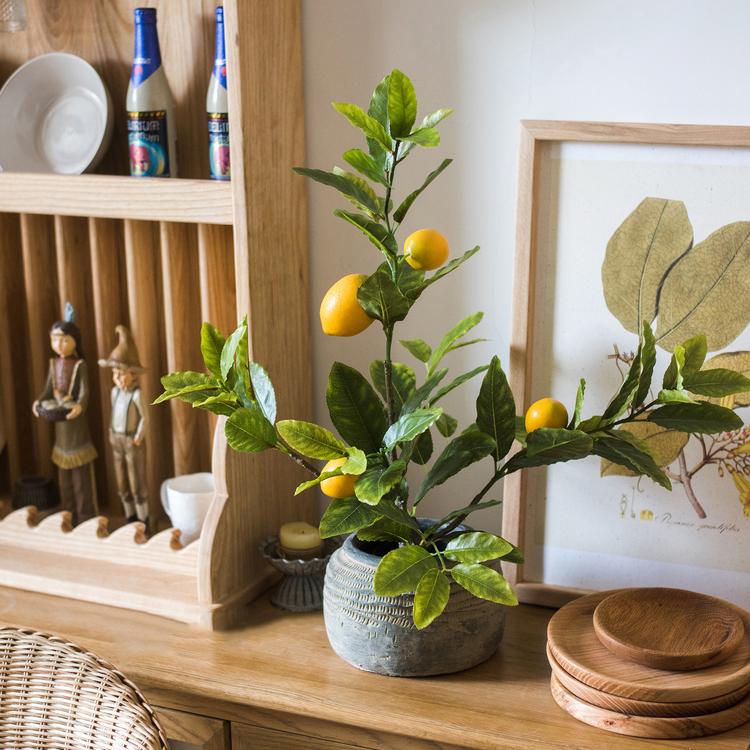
[260,537,340,612]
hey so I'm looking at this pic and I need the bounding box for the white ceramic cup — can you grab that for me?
[160,472,214,546]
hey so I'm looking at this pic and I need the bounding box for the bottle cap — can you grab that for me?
[134,7,157,22]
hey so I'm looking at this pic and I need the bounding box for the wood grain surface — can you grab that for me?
[546,644,750,718]
[1,588,748,750]
[548,591,750,702]
[593,588,745,671]
[550,674,750,739]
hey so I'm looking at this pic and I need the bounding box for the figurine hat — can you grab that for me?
[98,325,146,373]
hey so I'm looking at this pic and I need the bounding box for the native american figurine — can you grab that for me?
[32,303,98,524]
[98,325,148,527]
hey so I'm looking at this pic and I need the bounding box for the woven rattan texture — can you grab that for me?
[0,627,169,750]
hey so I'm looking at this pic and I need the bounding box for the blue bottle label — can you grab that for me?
[208,113,230,180]
[214,7,227,89]
[128,111,170,177]
[131,16,162,87]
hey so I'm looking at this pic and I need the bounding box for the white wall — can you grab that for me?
[300,0,750,532]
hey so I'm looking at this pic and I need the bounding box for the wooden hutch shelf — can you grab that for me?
[0,0,314,629]
[0,173,234,224]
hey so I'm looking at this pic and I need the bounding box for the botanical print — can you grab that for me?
[525,145,750,605]
[601,198,750,521]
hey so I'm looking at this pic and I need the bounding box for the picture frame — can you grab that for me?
[502,120,750,609]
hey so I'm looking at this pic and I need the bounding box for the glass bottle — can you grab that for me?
[206,6,230,180]
[126,7,177,177]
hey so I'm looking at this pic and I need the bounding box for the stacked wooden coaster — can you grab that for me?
[546,588,750,738]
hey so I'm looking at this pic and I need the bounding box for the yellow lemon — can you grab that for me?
[320,457,358,499]
[403,228,449,270]
[524,398,569,433]
[319,274,374,336]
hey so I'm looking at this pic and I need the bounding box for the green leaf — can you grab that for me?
[682,334,708,376]
[401,368,448,413]
[292,167,380,215]
[601,417,688,473]
[319,498,382,539]
[192,392,237,416]
[593,430,671,490]
[327,362,387,454]
[451,563,517,605]
[506,428,593,471]
[387,68,417,138]
[154,371,218,405]
[475,356,516,462]
[355,459,407,505]
[636,323,656,407]
[412,430,434,465]
[444,532,513,563]
[357,517,416,543]
[331,101,391,150]
[501,545,524,564]
[418,246,480,298]
[333,210,396,257]
[570,379,586,428]
[394,260,426,300]
[249,362,276,423]
[657,389,695,404]
[430,366,488,405]
[372,497,421,531]
[435,412,458,437]
[601,198,693,335]
[448,337,489,353]
[357,268,411,325]
[419,107,454,130]
[393,158,452,224]
[656,221,750,351]
[663,345,685,390]
[400,127,440,147]
[682,368,750,397]
[200,322,226,379]
[413,568,450,630]
[220,321,248,380]
[370,360,416,412]
[366,76,390,169]
[648,402,743,433]
[400,338,432,363]
[225,407,276,453]
[603,345,641,422]
[373,545,437,596]
[384,408,442,450]
[428,312,484,375]
[332,167,382,215]
[424,499,505,536]
[276,419,347,459]
[342,148,389,187]
[415,425,496,504]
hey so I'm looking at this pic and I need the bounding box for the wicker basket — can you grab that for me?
[0,627,169,750]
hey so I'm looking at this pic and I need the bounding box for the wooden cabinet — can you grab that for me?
[155,706,229,750]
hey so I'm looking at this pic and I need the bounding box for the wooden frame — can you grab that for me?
[502,120,750,609]
[0,0,314,628]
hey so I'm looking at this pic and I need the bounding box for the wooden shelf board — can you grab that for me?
[0,173,233,225]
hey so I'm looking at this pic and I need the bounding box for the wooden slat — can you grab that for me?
[89,218,129,515]
[0,214,34,484]
[0,175,233,224]
[124,220,172,525]
[155,707,228,750]
[54,216,105,514]
[160,221,210,477]
[20,215,59,478]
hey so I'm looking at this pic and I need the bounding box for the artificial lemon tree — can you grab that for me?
[158,70,750,629]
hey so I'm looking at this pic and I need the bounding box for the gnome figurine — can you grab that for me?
[98,325,148,527]
[32,303,98,525]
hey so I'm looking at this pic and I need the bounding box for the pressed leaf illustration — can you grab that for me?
[602,198,693,335]
[656,222,750,352]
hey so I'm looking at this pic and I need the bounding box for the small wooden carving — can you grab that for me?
[31,302,98,525]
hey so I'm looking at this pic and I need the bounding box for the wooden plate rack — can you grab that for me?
[0,0,315,628]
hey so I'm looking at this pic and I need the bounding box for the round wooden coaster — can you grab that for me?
[546,643,750,718]
[593,587,744,671]
[547,590,750,702]
[550,674,750,739]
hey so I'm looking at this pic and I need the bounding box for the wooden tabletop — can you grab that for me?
[0,586,748,750]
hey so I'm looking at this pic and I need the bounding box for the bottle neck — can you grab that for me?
[132,20,162,88]
[213,12,227,89]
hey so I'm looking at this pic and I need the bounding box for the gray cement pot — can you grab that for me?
[323,526,507,677]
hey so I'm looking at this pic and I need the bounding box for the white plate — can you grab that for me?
[0,52,112,174]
